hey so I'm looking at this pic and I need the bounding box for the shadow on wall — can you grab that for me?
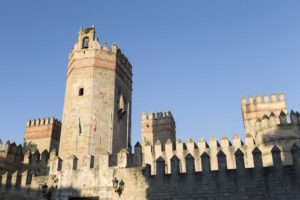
[0,186,86,200]
[143,145,300,200]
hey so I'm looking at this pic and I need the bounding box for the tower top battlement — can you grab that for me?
[241,92,287,137]
[67,25,132,81]
[141,110,176,148]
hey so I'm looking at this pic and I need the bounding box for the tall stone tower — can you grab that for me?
[59,26,132,166]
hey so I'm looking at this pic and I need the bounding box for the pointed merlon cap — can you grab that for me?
[102,42,109,51]
[241,96,247,105]
[42,149,49,155]
[134,142,141,147]
[144,141,152,146]
[141,112,147,120]
[185,153,194,160]
[248,96,254,104]
[154,140,161,145]
[176,139,183,144]
[148,112,155,120]
[262,114,269,120]
[50,148,57,156]
[278,92,285,101]
[233,134,240,139]
[165,139,172,144]
[263,94,269,103]
[280,110,287,117]
[234,148,244,156]
[290,110,296,116]
[271,145,281,153]
[17,144,22,150]
[252,147,261,154]
[157,112,163,119]
[270,112,276,117]
[170,155,180,161]
[271,93,277,102]
[156,156,165,162]
[255,95,262,104]
[221,135,228,140]
[291,144,300,152]
[217,150,226,157]
[67,154,77,160]
[165,110,173,118]
[188,138,194,143]
[210,136,216,140]
[200,151,210,158]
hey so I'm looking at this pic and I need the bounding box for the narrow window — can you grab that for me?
[82,37,89,49]
[90,155,95,168]
[79,88,84,96]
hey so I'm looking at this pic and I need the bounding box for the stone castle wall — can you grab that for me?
[1,138,300,200]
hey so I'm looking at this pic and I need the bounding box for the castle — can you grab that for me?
[1,26,300,200]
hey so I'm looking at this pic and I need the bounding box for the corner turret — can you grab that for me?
[25,117,61,153]
[241,92,287,138]
[141,110,176,148]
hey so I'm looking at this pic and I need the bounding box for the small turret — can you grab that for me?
[241,92,287,138]
[141,110,176,147]
[25,117,61,153]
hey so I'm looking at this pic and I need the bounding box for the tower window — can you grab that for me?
[82,37,89,49]
[79,88,84,96]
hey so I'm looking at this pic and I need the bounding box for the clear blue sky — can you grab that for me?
[0,1,300,147]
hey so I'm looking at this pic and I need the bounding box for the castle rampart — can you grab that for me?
[1,142,300,199]
[0,140,23,173]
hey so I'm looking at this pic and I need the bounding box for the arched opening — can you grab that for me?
[79,88,84,96]
[82,37,89,49]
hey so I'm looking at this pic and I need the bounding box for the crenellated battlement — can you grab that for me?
[26,117,61,127]
[0,140,24,173]
[142,143,300,176]
[0,140,23,156]
[142,134,300,175]
[241,92,285,106]
[141,110,174,120]
[241,92,288,138]
[0,148,55,193]
[254,110,300,133]
[68,26,132,76]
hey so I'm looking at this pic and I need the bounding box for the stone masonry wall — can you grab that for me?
[1,142,300,200]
